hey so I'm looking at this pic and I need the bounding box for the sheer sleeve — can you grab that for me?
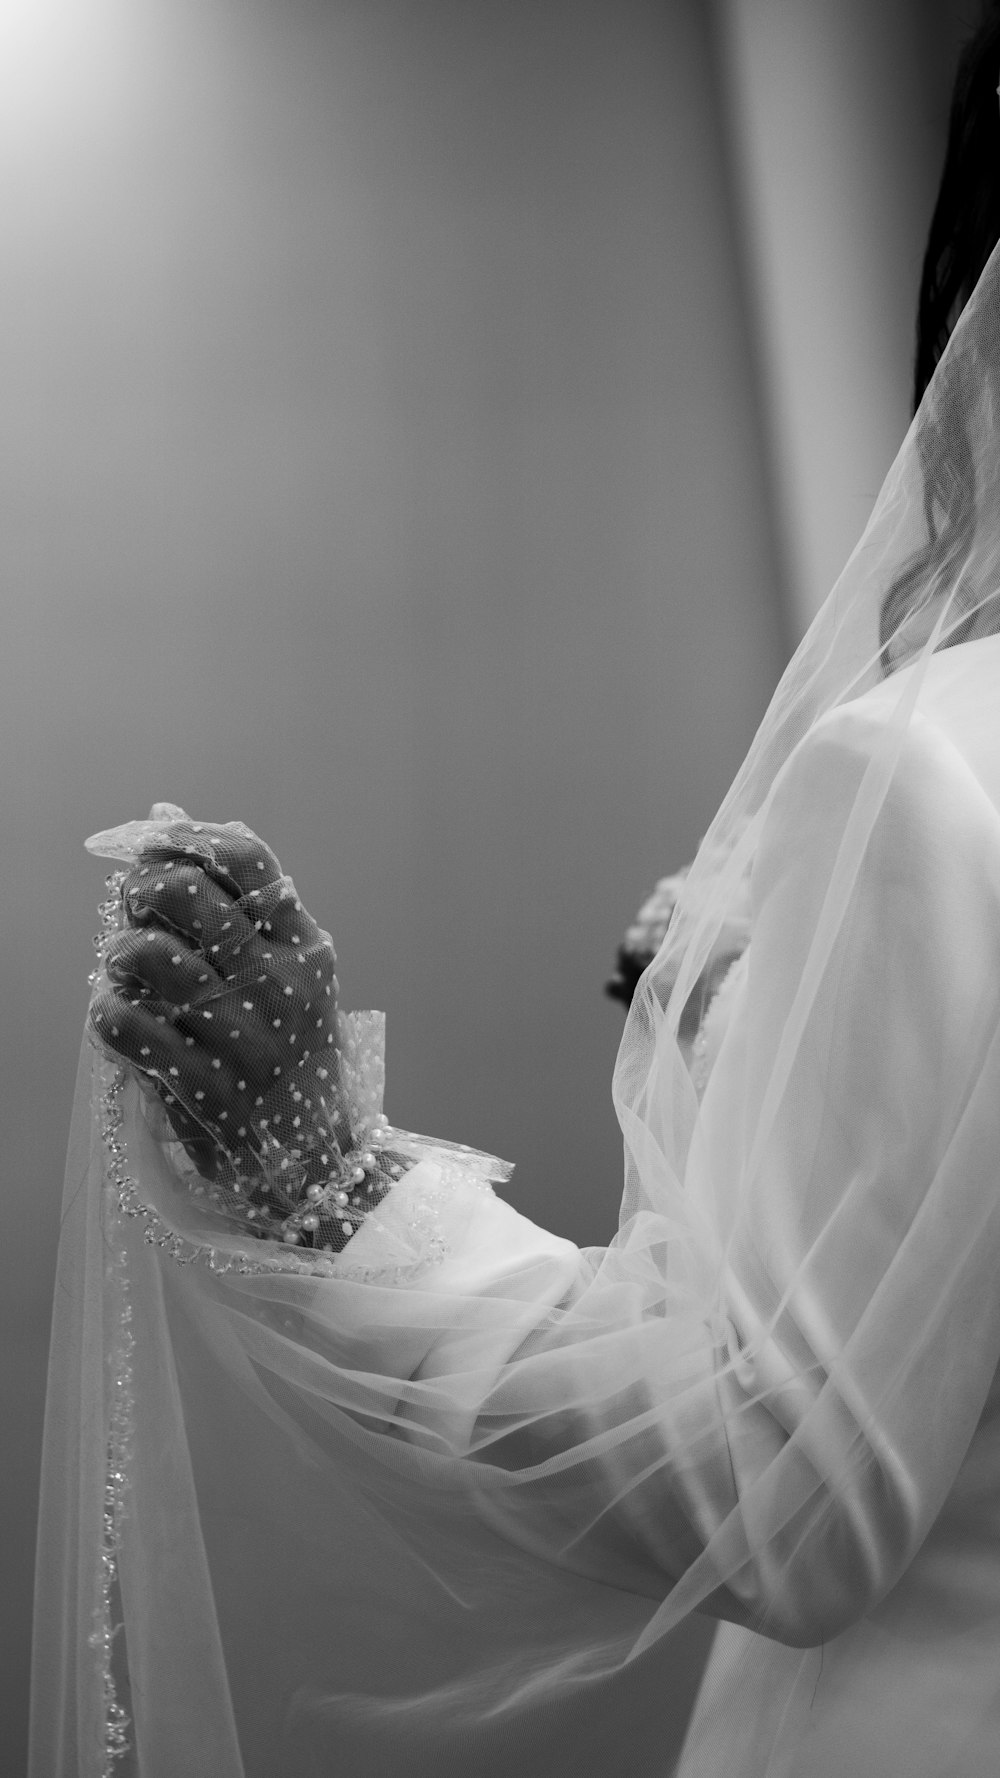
[332,689,1000,1648]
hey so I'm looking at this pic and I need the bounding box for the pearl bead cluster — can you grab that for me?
[153,1107,405,1253]
[277,1116,395,1246]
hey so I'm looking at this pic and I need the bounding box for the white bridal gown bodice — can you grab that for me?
[334,634,1000,1776]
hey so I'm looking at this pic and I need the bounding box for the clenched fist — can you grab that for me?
[88,809,392,1249]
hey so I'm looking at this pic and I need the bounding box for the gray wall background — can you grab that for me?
[0,0,971,1767]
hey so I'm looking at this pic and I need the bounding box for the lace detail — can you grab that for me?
[688,952,747,1099]
[329,1141,500,1285]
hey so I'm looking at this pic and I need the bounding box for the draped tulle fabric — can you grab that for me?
[31,248,1000,1776]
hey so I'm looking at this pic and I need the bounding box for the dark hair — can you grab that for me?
[879,6,1000,670]
[913,5,1000,409]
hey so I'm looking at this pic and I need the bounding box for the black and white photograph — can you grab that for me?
[5,2,1000,1773]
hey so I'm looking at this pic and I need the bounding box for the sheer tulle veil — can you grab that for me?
[30,245,1000,1777]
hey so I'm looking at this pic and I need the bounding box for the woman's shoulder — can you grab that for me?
[803,635,1000,812]
[758,637,1000,902]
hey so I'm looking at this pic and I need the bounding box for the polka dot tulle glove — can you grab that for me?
[86,805,400,1253]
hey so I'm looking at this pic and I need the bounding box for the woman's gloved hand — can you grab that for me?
[84,807,394,1249]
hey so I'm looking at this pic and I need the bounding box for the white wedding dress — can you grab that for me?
[321,636,1000,1777]
[31,247,1000,1778]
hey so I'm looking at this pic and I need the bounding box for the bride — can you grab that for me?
[32,14,1000,1778]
